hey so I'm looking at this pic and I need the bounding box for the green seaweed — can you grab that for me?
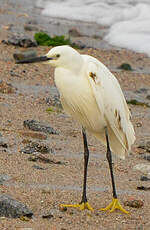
[46,107,55,113]
[34,32,72,46]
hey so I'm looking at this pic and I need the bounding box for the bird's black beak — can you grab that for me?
[16,56,52,64]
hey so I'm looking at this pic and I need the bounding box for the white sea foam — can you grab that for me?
[36,0,150,56]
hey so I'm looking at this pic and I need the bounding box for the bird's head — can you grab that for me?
[16,45,83,70]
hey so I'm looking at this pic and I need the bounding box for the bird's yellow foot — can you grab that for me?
[100,198,129,214]
[60,202,94,211]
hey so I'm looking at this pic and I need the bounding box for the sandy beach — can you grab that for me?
[0,0,150,229]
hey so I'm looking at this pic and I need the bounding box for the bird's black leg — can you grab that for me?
[81,127,89,203]
[60,127,93,211]
[105,127,117,199]
[100,127,129,213]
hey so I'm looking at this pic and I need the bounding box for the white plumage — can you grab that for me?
[17,45,136,212]
[47,45,135,159]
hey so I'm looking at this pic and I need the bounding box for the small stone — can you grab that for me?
[140,176,150,181]
[138,140,150,152]
[0,140,8,148]
[42,213,54,219]
[146,95,150,100]
[0,174,11,185]
[2,35,37,48]
[0,195,33,218]
[28,155,62,165]
[118,63,132,71]
[23,120,58,134]
[143,154,150,161]
[135,88,148,94]
[136,122,142,127]
[59,206,67,212]
[20,142,51,154]
[137,186,150,191]
[13,50,37,61]
[32,164,45,170]
[124,198,144,208]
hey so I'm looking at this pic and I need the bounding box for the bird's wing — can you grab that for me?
[82,55,135,155]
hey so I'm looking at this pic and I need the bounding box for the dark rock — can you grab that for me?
[28,155,62,165]
[124,199,144,208]
[45,96,62,109]
[138,140,150,152]
[20,142,52,154]
[32,164,46,170]
[42,213,54,219]
[13,50,37,61]
[118,63,132,71]
[146,95,150,100]
[135,88,148,94]
[137,186,150,191]
[0,194,33,218]
[124,90,150,108]
[143,154,150,161]
[140,176,150,181]
[0,174,11,185]
[2,35,37,48]
[23,120,58,134]
[0,140,8,148]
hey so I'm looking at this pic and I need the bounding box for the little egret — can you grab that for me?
[16,45,135,213]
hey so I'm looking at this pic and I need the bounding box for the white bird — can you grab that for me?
[17,45,135,213]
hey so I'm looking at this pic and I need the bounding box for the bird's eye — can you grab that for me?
[56,54,60,58]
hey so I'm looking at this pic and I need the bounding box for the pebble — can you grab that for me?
[137,186,150,191]
[20,142,51,154]
[2,35,37,48]
[0,140,8,148]
[118,63,132,71]
[32,164,46,170]
[143,154,150,161]
[0,174,11,185]
[0,194,33,218]
[138,140,150,152]
[140,175,150,181]
[13,50,37,61]
[124,199,144,208]
[23,120,58,134]
[28,155,62,165]
[124,90,150,107]
[42,213,54,219]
